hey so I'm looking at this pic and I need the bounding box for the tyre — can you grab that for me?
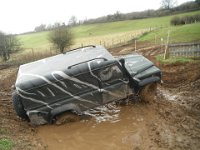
[55,111,80,125]
[12,92,29,120]
[139,83,157,103]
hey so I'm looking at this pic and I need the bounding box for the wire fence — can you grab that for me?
[169,43,200,58]
[73,27,158,49]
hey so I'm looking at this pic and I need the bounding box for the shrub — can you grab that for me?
[49,27,73,53]
[171,14,200,26]
[171,16,181,25]
[194,14,200,22]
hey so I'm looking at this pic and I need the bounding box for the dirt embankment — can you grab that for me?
[0,67,44,150]
[0,43,200,150]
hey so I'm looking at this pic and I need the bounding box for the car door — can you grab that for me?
[97,63,129,104]
[62,60,103,111]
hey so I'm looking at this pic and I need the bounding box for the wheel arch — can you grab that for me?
[50,103,81,123]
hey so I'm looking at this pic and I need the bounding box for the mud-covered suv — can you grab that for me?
[12,45,161,125]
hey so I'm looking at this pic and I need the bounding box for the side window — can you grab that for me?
[75,72,99,86]
[67,61,100,87]
[98,65,124,85]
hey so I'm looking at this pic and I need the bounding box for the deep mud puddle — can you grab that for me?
[37,103,157,150]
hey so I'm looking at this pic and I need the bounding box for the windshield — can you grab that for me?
[124,55,153,76]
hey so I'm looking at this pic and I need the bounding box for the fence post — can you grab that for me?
[31,48,34,55]
[112,39,114,47]
[164,30,170,60]
[135,40,137,51]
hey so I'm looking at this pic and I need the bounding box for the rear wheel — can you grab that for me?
[139,83,157,103]
[55,111,80,125]
[12,92,29,120]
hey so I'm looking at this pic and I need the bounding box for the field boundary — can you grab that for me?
[169,42,200,57]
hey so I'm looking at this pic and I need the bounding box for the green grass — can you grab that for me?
[0,139,13,150]
[62,10,200,38]
[18,10,200,50]
[156,55,195,64]
[18,32,50,49]
[139,22,200,43]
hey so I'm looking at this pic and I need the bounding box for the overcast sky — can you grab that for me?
[0,0,192,34]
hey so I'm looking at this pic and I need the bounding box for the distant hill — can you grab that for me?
[82,1,200,24]
[18,10,200,52]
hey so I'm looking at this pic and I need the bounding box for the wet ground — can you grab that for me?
[0,44,200,150]
[37,103,157,150]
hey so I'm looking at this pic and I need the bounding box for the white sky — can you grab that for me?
[0,0,192,34]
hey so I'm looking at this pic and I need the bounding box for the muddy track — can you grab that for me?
[161,63,200,87]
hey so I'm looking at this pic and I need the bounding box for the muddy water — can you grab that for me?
[37,103,157,150]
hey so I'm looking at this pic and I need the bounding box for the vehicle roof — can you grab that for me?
[16,45,115,89]
[18,45,114,76]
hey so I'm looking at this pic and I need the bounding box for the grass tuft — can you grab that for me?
[155,55,196,64]
[0,139,13,150]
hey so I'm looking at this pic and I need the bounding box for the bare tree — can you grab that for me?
[34,24,46,32]
[0,31,21,61]
[68,16,77,26]
[114,11,122,21]
[161,0,177,9]
[48,27,73,53]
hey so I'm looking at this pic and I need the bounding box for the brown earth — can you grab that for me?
[0,43,200,150]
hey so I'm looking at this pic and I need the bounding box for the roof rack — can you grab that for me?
[68,57,107,69]
[66,45,96,53]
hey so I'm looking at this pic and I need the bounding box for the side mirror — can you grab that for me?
[119,58,125,66]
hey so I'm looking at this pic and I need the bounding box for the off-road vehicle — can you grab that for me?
[12,45,161,125]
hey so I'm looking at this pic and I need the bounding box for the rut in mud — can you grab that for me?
[0,43,200,150]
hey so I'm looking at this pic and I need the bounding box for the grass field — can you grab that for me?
[18,10,200,52]
[17,32,50,49]
[139,22,200,43]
